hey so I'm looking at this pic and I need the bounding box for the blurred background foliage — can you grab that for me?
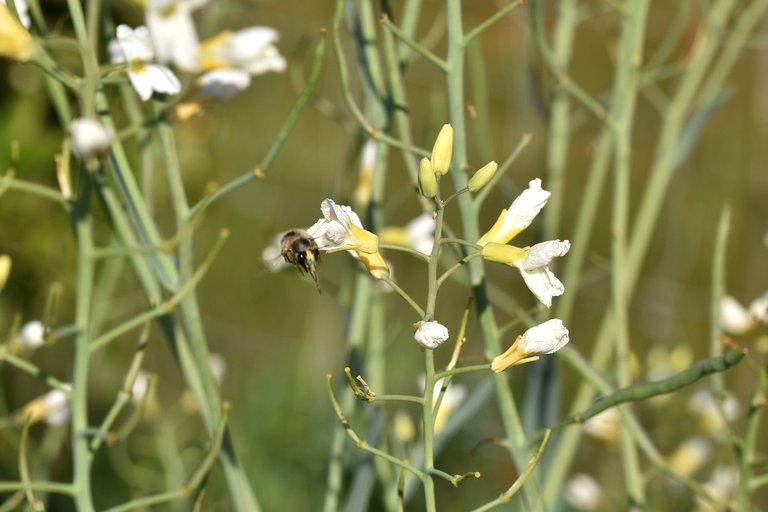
[1,0,767,510]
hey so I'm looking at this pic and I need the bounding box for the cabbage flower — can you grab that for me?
[414,321,449,349]
[200,27,286,76]
[113,25,182,101]
[0,1,36,61]
[478,179,569,308]
[481,240,570,308]
[167,68,251,121]
[308,199,388,279]
[491,319,569,372]
[145,0,208,71]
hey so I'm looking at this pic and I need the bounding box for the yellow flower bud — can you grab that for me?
[0,4,38,62]
[358,250,389,279]
[0,254,11,292]
[418,157,438,198]
[430,124,453,174]
[468,161,498,192]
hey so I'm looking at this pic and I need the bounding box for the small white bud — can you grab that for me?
[70,118,111,160]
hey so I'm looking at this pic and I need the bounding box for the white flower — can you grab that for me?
[582,407,620,443]
[70,118,111,160]
[18,320,45,350]
[208,352,226,385]
[1,0,29,28]
[749,292,768,323]
[20,385,71,426]
[516,240,570,307]
[668,437,710,477]
[414,321,449,350]
[307,199,388,279]
[114,25,182,102]
[407,213,436,255]
[130,370,151,405]
[353,140,376,207]
[477,178,551,246]
[688,389,740,440]
[491,319,570,371]
[145,0,205,71]
[719,295,754,335]
[419,375,466,432]
[169,69,251,121]
[698,466,738,509]
[200,27,286,75]
[564,473,602,511]
[308,199,376,253]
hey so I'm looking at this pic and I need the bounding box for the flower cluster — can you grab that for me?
[272,125,571,368]
[108,0,285,111]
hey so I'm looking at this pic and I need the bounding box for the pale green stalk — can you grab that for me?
[543,0,740,501]
[710,207,730,392]
[444,1,537,508]
[610,4,649,509]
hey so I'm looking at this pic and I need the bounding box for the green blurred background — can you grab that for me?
[1,0,767,510]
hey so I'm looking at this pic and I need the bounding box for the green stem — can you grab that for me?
[71,178,95,512]
[444,1,537,508]
[421,349,437,512]
[380,14,448,71]
[381,276,425,318]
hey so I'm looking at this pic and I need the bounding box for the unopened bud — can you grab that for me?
[430,124,453,175]
[468,161,498,192]
[418,157,438,198]
[70,118,111,160]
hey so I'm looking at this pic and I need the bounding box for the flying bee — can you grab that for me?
[280,229,322,293]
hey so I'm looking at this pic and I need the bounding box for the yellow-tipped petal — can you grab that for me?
[418,157,437,198]
[468,161,498,192]
[477,209,509,246]
[347,222,379,254]
[358,250,389,279]
[430,124,453,175]
[480,242,529,265]
[0,4,37,62]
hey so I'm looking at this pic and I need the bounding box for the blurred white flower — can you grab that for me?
[145,0,206,71]
[113,25,182,101]
[353,140,376,207]
[19,385,72,426]
[0,1,36,61]
[1,0,29,28]
[168,68,251,121]
[491,319,569,372]
[419,375,466,433]
[70,118,111,160]
[379,213,436,255]
[668,436,710,477]
[688,389,740,440]
[200,27,286,76]
[406,213,436,255]
[696,466,738,511]
[646,343,694,382]
[18,320,45,350]
[564,473,602,511]
[477,178,551,246]
[393,410,415,443]
[414,321,449,350]
[719,295,754,335]
[748,292,768,323]
[583,407,620,443]
[130,370,151,405]
[208,352,226,385]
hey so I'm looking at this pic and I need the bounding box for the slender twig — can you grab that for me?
[380,276,425,318]
[463,0,525,47]
[326,374,425,480]
[379,14,448,71]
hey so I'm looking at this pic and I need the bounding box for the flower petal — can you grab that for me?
[516,265,565,308]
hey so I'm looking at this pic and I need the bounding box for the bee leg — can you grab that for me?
[309,268,322,294]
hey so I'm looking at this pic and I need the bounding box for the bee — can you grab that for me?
[280,230,321,293]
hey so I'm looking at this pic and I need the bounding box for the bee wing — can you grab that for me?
[261,233,291,273]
